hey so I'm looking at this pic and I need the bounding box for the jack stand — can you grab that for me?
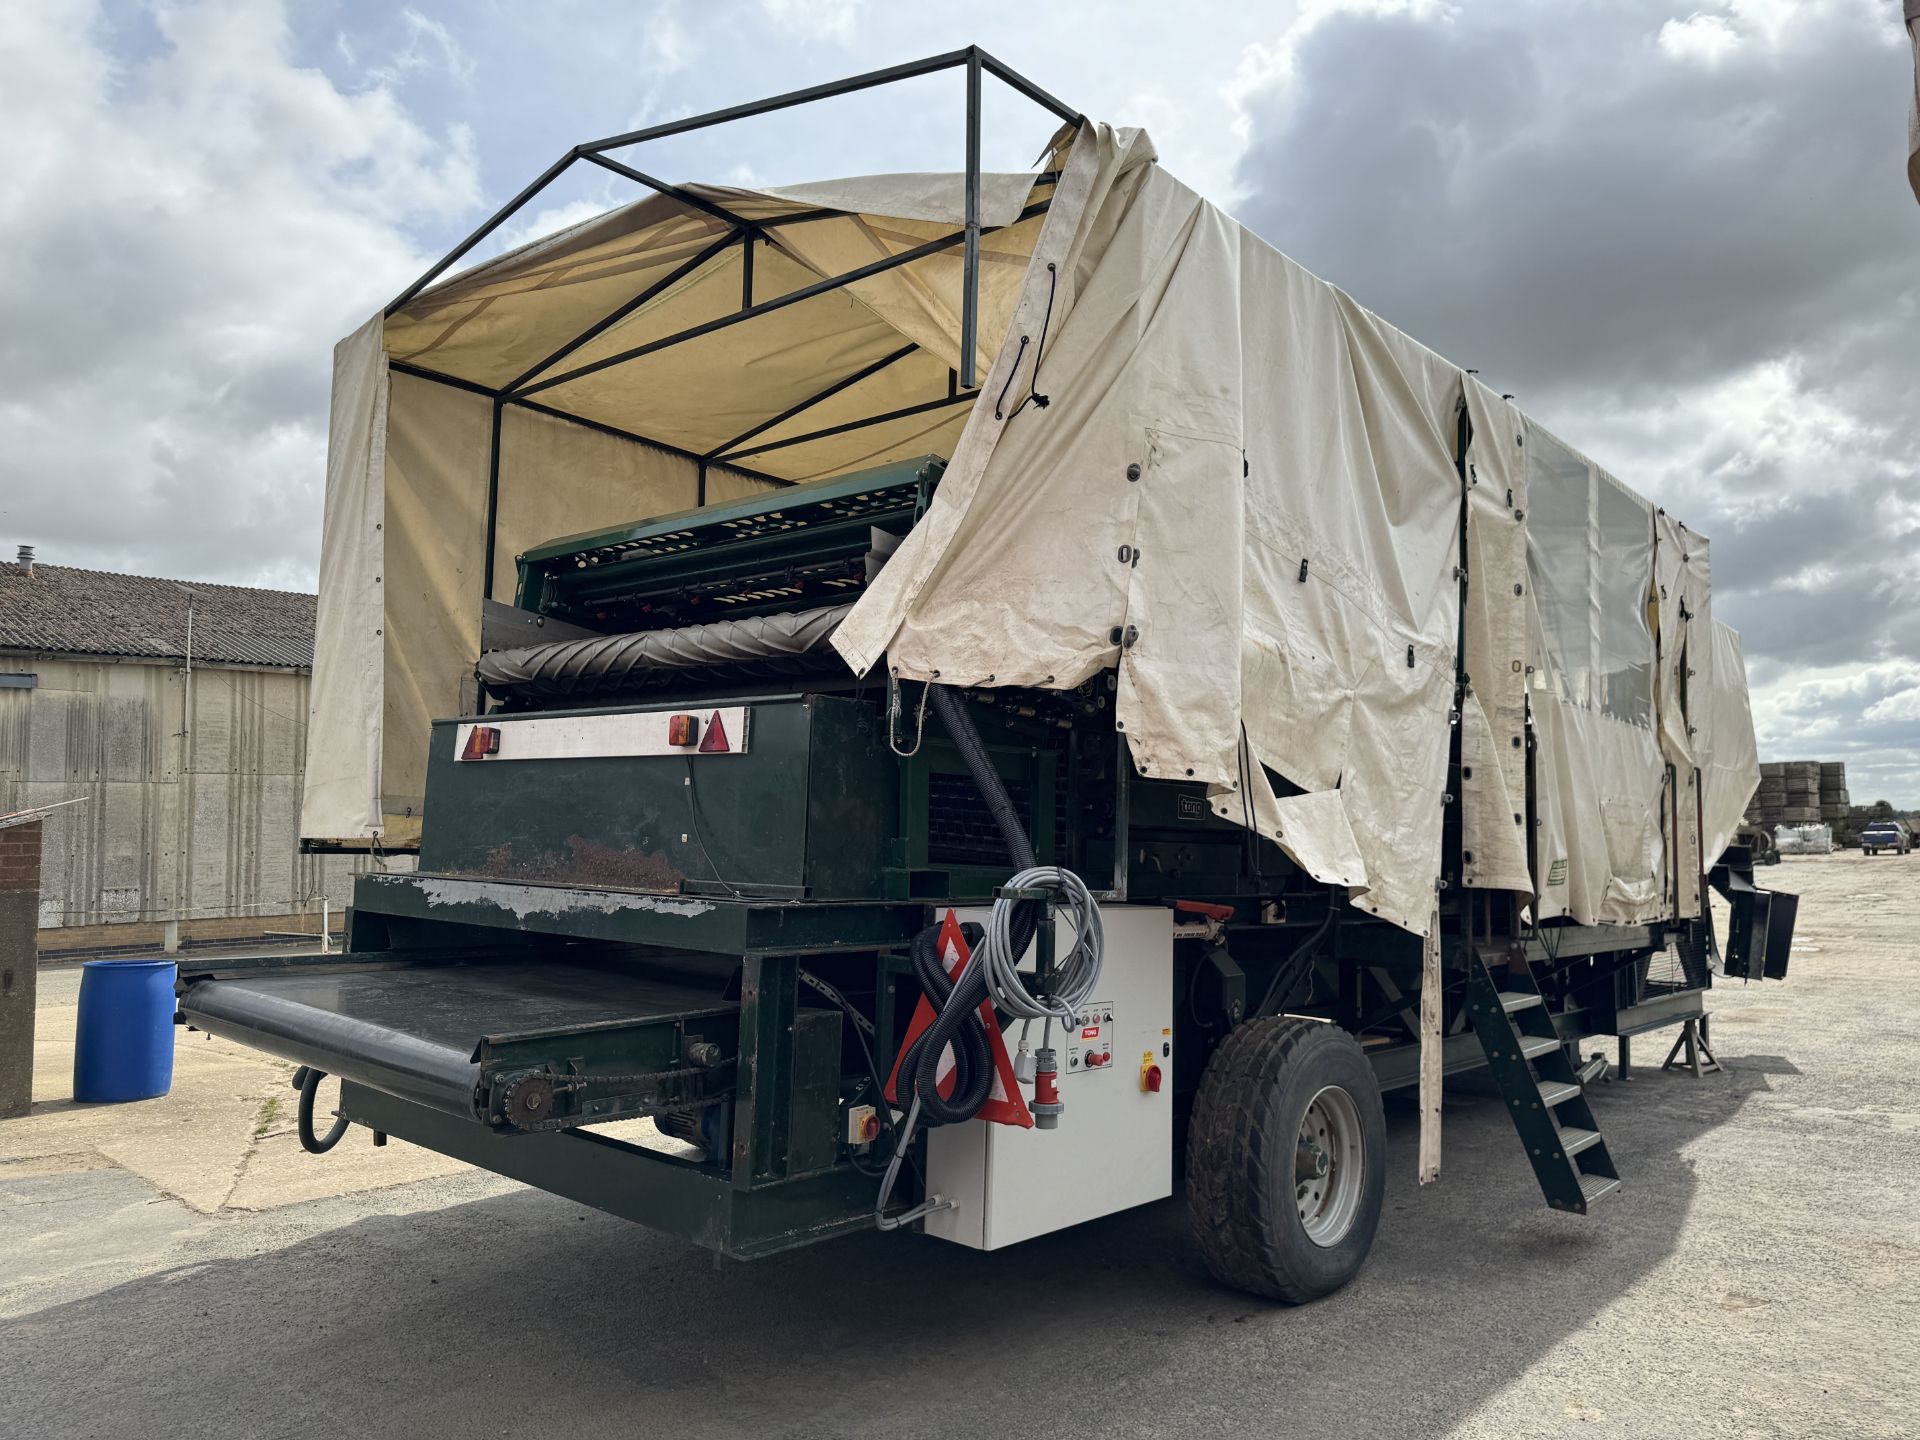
[1661,1016,1720,1078]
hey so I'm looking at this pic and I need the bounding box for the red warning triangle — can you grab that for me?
[883,910,1033,1128]
[697,710,731,752]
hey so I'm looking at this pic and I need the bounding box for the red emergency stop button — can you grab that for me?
[1141,1063,1163,1093]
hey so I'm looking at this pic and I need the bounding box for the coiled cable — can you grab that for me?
[874,684,1105,1232]
[980,865,1104,1027]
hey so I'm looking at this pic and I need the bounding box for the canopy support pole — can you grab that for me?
[577,49,975,154]
[703,344,918,461]
[384,149,579,317]
[714,389,978,465]
[515,201,1048,400]
[961,50,983,390]
[1418,912,1443,1184]
[483,398,504,601]
[577,150,750,230]
[384,50,1084,324]
[386,360,794,489]
[501,227,743,394]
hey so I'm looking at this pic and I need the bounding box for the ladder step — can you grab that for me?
[1557,1126,1604,1157]
[1519,1035,1563,1060]
[1579,1173,1622,1207]
[1499,991,1542,1013]
[1537,1079,1581,1108]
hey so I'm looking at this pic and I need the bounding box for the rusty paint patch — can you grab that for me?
[470,836,686,893]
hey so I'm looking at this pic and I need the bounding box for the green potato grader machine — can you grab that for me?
[179,52,1794,1301]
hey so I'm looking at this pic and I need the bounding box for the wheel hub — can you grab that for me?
[1294,1084,1365,1248]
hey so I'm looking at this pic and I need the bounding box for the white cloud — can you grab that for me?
[0,0,478,588]
[361,6,476,89]
[1657,13,1741,65]
[759,0,868,42]
[1223,0,1450,162]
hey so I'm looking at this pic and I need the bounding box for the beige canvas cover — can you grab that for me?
[302,168,1057,842]
[1701,620,1761,865]
[302,122,1752,941]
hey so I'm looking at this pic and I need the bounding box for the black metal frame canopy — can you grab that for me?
[380,47,1083,598]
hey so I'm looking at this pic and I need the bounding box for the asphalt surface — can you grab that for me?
[2,852,1915,1438]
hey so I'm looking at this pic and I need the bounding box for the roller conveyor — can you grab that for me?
[179,957,742,1126]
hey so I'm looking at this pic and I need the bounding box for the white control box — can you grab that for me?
[924,905,1173,1251]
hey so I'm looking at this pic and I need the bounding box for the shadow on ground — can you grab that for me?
[0,1057,1782,1440]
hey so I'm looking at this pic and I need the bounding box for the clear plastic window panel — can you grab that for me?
[1525,427,1594,707]
[1592,470,1655,726]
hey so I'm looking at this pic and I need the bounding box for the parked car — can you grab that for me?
[1861,820,1912,855]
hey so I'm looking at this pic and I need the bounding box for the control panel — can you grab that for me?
[1066,1001,1114,1072]
[925,906,1173,1251]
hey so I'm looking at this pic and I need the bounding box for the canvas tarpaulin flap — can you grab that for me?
[837,132,1465,934]
[1525,421,1668,924]
[380,371,493,823]
[1654,512,1711,771]
[1701,620,1761,865]
[1655,511,1711,915]
[1459,382,1533,894]
[301,314,388,841]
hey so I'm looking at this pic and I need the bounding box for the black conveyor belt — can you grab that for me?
[179,960,737,1120]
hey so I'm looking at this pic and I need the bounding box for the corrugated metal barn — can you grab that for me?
[0,550,379,952]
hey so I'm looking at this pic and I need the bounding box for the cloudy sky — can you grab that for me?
[2,0,1915,799]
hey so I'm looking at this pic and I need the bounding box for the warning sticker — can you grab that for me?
[1546,858,1568,887]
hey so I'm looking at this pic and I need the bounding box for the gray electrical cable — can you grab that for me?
[874,1096,950,1230]
[980,865,1104,1026]
[871,684,1104,1234]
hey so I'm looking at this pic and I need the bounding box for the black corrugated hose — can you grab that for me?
[894,686,1043,1128]
[293,1066,351,1154]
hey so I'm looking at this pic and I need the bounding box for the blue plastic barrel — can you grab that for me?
[73,959,177,1102]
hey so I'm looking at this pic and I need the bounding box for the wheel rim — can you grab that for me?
[1295,1084,1365,1247]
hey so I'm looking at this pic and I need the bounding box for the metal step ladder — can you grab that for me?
[1464,948,1620,1214]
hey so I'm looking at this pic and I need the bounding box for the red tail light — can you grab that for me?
[460,725,500,761]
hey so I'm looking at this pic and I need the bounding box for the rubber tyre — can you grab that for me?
[1185,1016,1386,1302]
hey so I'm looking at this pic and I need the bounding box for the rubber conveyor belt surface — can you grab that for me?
[179,960,737,1120]
[476,603,852,698]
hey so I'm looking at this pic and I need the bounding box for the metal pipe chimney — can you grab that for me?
[14,545,32,577]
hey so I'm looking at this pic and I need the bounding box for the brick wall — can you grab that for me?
[0,819,42,890]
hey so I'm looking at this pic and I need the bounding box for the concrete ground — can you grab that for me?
[2,854,1915,1439]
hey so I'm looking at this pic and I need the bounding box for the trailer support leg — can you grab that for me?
[1617,1034,1632,1082]
[1661,1017,1719,1078]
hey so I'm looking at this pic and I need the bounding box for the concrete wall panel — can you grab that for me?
[0,654,379,934]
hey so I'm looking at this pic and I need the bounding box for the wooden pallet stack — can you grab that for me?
[1746,760,1848,829]
[1818,762,1850,823]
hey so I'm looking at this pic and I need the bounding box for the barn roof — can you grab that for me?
[0,561,314,669]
